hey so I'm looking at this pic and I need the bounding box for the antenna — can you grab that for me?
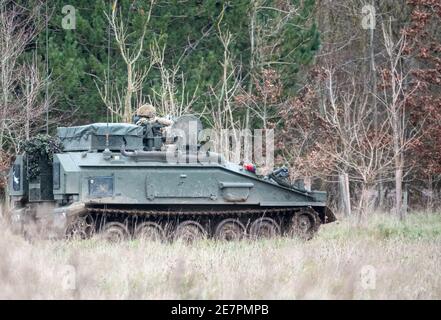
[105,1,111,148]
[45,2,49,134]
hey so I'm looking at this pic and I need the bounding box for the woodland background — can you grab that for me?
[0,0,440,217]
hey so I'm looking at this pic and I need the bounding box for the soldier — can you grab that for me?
[135,104,173,127]
[134,104,174,151]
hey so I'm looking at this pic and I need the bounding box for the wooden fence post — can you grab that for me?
[339,172,352,216]
[403,190,408,216]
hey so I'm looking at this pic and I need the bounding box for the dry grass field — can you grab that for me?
[1,213,440,300]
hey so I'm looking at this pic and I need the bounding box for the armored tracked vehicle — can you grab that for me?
[7,116,336,242]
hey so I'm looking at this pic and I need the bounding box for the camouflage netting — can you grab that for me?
[21,134,63,179]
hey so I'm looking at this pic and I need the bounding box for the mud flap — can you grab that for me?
[53,202,87,233]
[10,202,87,239]
[324,206,337,223]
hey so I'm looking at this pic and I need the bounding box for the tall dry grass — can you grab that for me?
[0,213,440,299]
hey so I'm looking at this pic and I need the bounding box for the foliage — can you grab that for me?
[403,0,441,177]
[275,68,334,178]
[0,151,11,191]
[21,134,63,179]
[21,0,319,125]
[2,0,439,212]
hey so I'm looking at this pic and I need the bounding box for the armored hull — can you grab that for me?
[7,120,336,242]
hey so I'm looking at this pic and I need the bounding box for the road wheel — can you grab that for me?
[66,214,94,240]
[249,217,280,239]
[291,210,319,240]
[134,222,165,242]
[215,219,246,241]
[174,220,206,243]
[101,222,130,243]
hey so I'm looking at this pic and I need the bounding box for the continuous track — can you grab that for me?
[65,205,322,242]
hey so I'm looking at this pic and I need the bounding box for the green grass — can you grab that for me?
[320,212,441,241]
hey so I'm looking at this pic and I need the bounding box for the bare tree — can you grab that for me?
[150,39,199,118]
[204,12,245,163]
[0,1,47,153]
[245,0,302,129]
[96,0,155,123]
[315,19,420,217]
[320,67,396,215]
[0,1,49,212]
[379,21,419,219]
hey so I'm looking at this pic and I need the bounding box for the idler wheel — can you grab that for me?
[173,221,206,243]
[135,222,165,242]
[101,222,130,243]
[291,210,318,240]
[249,217,280,239]
[215,219,246,241]
[66,214,95,240]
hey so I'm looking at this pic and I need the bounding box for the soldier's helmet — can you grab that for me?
[137,103,156,118]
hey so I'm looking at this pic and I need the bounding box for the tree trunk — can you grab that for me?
[304,176,312,192]
[25,97,30,140]
[427,175,434,212]
[246,3,256,130]
[395,166,404,220]
[369,8,383,211]
[359,182,376,216]
[124,63,133,123]
[392,107,404,219]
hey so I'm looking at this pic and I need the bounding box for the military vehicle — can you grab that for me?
[7,116,336,242]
